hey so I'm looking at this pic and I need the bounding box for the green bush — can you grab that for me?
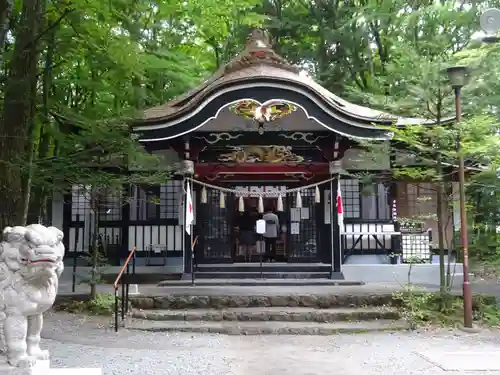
[470,226,500,263]
[60,293,118,315]
[393,288,500,328]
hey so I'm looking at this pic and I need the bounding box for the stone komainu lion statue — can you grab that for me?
[0,224,64,368]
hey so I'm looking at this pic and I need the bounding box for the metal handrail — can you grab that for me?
[113,247,136,289]
[113,247,136,332]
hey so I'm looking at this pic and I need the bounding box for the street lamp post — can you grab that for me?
[446,65,473,329]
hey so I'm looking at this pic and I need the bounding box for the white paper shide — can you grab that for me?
[0,224,65,370]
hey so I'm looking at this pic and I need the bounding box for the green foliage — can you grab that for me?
[2,0,500,273]
[478,304,500,327]
[78,234,110,287]
[470,222,500,262]
[393,289,500,328]
[393,287,440,329]
[336,1,500,277]
[467,170,500,266]
[29,115,172,195]
[59,293,117,315]
[0,0,497,200]
[0,0,266,227]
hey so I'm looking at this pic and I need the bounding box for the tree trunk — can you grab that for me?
[0,0,45,228]
[0,0,13,70]
[435,100,447,307]
[29,24,57,224]
[436,153,446,291]
[90,190,101,300]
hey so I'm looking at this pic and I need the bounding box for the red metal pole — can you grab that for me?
[455,86,473,328]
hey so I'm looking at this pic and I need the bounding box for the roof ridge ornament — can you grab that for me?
[245,29,272,49]
[224,28,299,74]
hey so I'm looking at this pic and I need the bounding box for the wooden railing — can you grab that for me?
[113,247,136,332]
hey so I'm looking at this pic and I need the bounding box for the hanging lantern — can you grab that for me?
[219,191,225,209]
[201,186,207,204]
[277,194,283,212]
[315,186,321,204]
[258,195,264,213]
[296,191,302,208]
[238,196,245,212]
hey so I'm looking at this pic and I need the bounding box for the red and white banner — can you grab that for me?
[185,182,194,235]
[337,178,344,233]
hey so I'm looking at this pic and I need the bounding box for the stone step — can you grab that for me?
[125,319,409,335]
[130,293,394,310]
[131,306,400,322]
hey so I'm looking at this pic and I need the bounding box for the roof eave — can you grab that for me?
[135,75,399,128]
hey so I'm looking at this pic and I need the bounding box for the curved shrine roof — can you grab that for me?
[134,29,451,141]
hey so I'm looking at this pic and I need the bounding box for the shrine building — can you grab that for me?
[55,29,461,281]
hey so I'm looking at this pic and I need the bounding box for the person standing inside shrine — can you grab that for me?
[237,206,257,262]
[262,205,279,262]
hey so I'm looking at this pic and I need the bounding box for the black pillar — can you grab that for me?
[181,136,194,276]
[62,193,71,254]
[388,147,402,262]
[331,177,341,273]
[318,183,329,264]
[121,184,131,266]
[183,178,193,275]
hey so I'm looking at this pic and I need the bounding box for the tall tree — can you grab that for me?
[0,0,46,228]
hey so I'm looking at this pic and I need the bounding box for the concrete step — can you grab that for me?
[194,271,333,279]
[125,319,409,335]
[196,264,333,273]
[160,276,356,287]
[131,306,400,322]
[105,272,182,284]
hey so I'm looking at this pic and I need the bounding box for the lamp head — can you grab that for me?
[481,8,500,35]
[445,66,470,88]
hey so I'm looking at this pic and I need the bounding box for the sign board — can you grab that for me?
[256,219,266,234]
[290,207,301,222]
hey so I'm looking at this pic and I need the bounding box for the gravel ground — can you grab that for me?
[39,312,500,375]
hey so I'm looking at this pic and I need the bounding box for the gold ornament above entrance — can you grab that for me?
[218,145,304,163]
[228,99,297,134]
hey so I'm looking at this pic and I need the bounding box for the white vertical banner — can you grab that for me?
[185,181,194,235]
[337,176,344,274]
[337,177,344,233]
[324,190,331,224]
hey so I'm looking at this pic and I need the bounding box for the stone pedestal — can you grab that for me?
[0,360,102,375]
[0,225,101,375]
